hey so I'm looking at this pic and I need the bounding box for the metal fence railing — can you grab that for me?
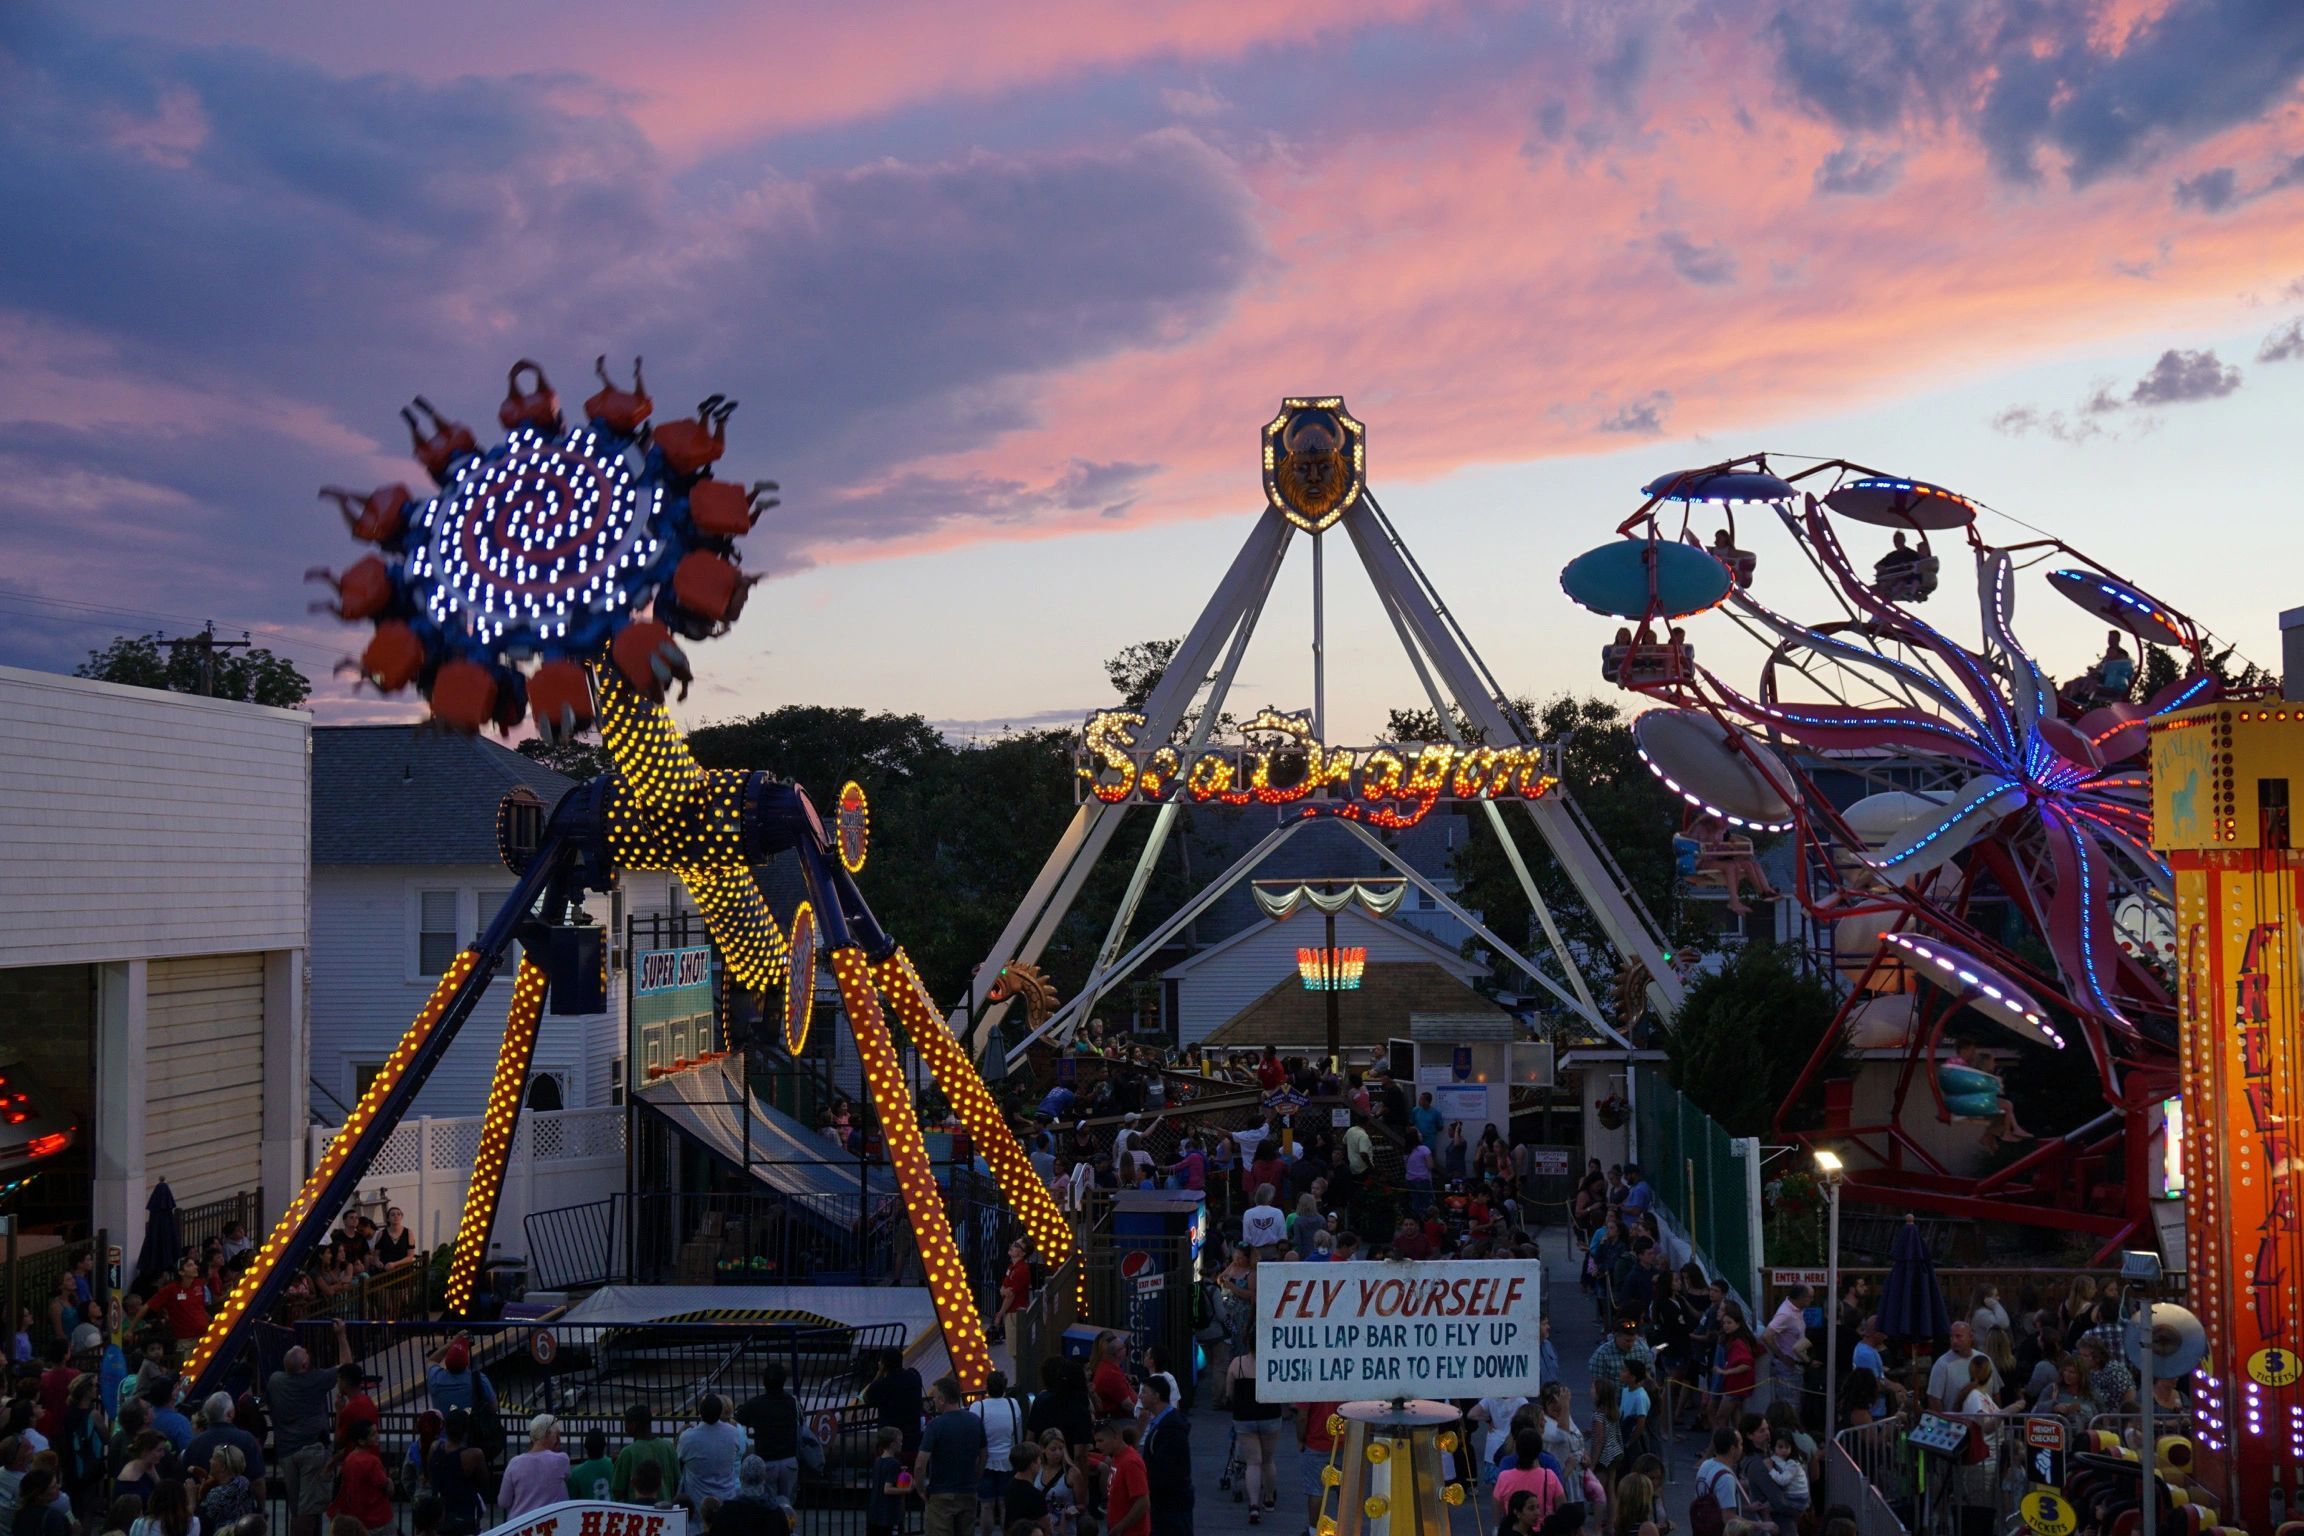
[1634,1063,1762,1309]
[197,1316,908,1536]
[178,1188,265,1264]
[525,1177,1022,1303]
[1832,1410,2066,1536]
[1829,1416,1915,1535]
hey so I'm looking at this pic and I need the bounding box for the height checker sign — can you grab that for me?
[1254,1259,1544,1401]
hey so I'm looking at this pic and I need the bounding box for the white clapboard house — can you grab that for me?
[309,726,671,1121]
[0,666,310,1266]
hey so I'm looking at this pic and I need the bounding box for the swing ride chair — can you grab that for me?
[1561,453,2239,1257]
[182,359,1074,1399]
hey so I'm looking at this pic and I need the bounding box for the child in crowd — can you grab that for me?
[1004,1443,1048,1529]
[567,1430,614,1503]
[1765,1434,1810,1517]
[866,1428,906,1536]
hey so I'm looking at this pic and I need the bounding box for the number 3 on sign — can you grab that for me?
[2020,1489,2076,1536]
[2248,1346,2302,1387]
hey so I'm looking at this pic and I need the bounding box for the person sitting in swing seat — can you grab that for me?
[1874,530,1938,600]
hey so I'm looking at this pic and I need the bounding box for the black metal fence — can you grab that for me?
[210,1316,911,1536]
[178,1189,265,1264]
[528,1177,1020,1306]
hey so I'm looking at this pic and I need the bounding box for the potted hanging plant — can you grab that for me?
[1596,1091,1630,1130]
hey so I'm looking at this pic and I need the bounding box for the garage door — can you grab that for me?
[147,955,265,1209]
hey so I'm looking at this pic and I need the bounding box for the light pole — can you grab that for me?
[1816,1149,1846,1440]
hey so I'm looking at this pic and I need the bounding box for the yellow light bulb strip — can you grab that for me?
[831,946,993,1393]
[874,950,1076,1271]
[444,957,548,1312]
[591,666,791,992]
[684,863,791,992]
[594,665,705,815]
[185,952,480,1382]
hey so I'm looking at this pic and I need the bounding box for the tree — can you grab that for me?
[1104,639,1180,711]
[515,737,611,780]
[77,632,311,708]
[1384,705,1480,743]
[1664,941,1841,1136]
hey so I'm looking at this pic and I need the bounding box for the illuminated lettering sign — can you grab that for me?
[1074,709,1560,829]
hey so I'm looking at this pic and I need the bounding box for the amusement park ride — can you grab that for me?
[1559,458,2219,1257]
[963,398,1686,1064]
[186,360,1077,1397]
[184,362,2295,1515]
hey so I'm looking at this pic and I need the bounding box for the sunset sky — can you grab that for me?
[5,1,2303,741]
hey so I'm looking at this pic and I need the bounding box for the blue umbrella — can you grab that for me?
[1878,1212,1949,1345]
[134,1180,180,1292]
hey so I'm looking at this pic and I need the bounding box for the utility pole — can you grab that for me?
[155,621,251,697]
[1324,899,1341,1076]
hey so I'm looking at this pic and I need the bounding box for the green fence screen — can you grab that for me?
[1633,1062,1760,1311]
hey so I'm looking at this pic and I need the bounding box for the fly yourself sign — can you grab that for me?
[1254,1259,1544,1400]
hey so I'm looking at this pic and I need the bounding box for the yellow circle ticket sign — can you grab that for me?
[2247,1345,2303,1387]
[2020,1489,2077,1536]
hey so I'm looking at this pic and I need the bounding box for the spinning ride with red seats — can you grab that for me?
[188,360,1075,1397]
[1561,456,2239,1257]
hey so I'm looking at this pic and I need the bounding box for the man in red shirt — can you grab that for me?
[152,1256,210,1342]
[1295,1400,1341,1536]
[1094,1418,1150,1536]
[34,1342,74,1439]
[1392,1218,1431,1261]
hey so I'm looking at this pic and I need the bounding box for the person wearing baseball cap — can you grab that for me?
[425,1335,499,1418]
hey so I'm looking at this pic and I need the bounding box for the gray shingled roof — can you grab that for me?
[312,726,576,865]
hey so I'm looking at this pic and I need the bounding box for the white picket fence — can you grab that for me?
[307,1106,628,1261]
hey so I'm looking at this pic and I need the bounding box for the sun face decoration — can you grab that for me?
[1261,397,1366,532]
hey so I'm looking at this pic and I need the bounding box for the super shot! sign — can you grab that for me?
[1254,1259,1544,1401]
[634,946,713,995]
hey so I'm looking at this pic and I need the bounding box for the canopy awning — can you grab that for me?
[638,1060,895,1202]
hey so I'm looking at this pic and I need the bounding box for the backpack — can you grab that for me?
[1689,1466,1732,1536]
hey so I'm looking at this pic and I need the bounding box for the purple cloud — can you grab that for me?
[1813,144,1905,196]
[1654,231,1737,286]
[1597,392,1672,435]
[0,9,1259,686]
[1767,0,2304,187]
[2256,319,2304,363]
[2126,347,2242,404]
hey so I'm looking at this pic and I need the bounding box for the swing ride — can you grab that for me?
[1562,455,2231,1256]
[186,358,1074,1396]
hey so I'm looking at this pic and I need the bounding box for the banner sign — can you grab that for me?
[483,1502,686,1536]
[1255,1259,1544,1400]
[634,946,713,995]
[1074,709,1559,830]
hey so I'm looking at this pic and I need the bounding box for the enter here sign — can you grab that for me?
[1253,1259,1545,1401]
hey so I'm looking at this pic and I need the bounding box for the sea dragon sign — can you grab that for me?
[1075,709,1560,829]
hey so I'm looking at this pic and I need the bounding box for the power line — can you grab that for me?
[0,589,345,670]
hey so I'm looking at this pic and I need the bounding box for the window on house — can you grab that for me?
[351,1061,387,1102]
[417,890,459,975]
[473,889,515,941]
[1416,889,1438,911]
[524,1073,564,1111]
[609,1056,626,1107]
